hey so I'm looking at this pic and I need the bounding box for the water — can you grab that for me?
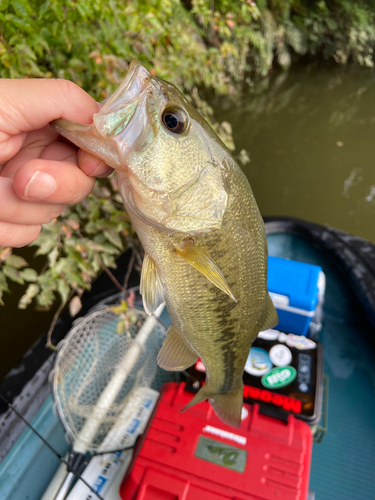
[214,64,375,243]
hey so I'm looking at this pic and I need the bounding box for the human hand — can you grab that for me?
[0,79,113,248]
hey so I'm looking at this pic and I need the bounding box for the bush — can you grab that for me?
[1,0,375,314]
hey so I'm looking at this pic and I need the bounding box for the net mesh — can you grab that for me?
[52,303,177,452]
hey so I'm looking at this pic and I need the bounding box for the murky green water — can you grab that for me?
[215,64,375,243]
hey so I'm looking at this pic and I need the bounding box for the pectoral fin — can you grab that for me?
[157,325,198,370]
[260,294,279,331]
[140,253,166,315]
[175,238,237,303]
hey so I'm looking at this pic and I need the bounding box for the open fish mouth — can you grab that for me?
[92,60,152,140]
[50,59,154,169]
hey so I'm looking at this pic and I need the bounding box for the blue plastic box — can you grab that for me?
[267,256,325,336]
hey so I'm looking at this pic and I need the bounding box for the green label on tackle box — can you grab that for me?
[195,436,247,473]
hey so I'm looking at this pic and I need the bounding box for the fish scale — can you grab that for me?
[50,59,278,428]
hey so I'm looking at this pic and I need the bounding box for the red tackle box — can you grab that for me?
[119,382,313,500]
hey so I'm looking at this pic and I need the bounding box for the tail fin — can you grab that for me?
[182,384,243,428]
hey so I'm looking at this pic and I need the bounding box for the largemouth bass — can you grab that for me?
[51,60,278,428]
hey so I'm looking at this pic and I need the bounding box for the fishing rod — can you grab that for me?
[0,392,108,500]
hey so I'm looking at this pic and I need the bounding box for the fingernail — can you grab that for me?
[24,171,57,199]
[96,166,115,178]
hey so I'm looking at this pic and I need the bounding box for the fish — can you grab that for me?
[51,59,278,428]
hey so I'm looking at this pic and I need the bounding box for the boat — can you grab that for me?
[0,216,374,500]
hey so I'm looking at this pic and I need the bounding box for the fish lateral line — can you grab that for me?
[174,237,237,303]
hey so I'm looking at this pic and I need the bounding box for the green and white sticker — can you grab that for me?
[195,436,247,473]
[261,366,297,389]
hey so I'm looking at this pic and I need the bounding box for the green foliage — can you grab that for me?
[292,1,375,67]
[1,0,375,313]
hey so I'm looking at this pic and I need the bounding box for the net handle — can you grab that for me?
[73,303,165,453]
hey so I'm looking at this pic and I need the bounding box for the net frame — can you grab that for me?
[52,301,168,452]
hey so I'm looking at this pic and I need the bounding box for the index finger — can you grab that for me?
[0,79,99,136]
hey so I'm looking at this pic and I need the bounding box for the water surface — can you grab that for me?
[215,64,375,242]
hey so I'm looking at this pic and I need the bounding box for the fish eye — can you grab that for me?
[162,106,188,134]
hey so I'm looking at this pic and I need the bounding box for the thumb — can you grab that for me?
[0,79,99,136]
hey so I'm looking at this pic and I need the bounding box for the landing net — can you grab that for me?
[52,305,168,452]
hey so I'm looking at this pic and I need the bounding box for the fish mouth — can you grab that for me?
[93,60,151,139]
[50,59,154,169]
[112,59,151,104]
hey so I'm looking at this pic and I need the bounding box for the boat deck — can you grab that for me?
[268,232,375,499]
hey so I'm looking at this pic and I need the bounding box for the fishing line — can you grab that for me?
[0,393,105,500]
[93,445,135,456]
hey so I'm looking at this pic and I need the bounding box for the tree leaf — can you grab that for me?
[19,284,40,309]
[34,237,57,256]
[57,279,70,304]
[19,268,38,281]
[0,270,9,289]
[6,255,28,268]
[8,15,34,33]
[37,288,55,308]
[0,0,9,12]
[3,265,24,284]
[86,241,106,252]
[104,230,123,250]
[0,247,12,261]
[38,0,50,19]
[65,218,80,230]
[100,243,119,255]
[69,295,82,317]
[48,246,59,267]
[101,253,116,268]
[11,0,33,16]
